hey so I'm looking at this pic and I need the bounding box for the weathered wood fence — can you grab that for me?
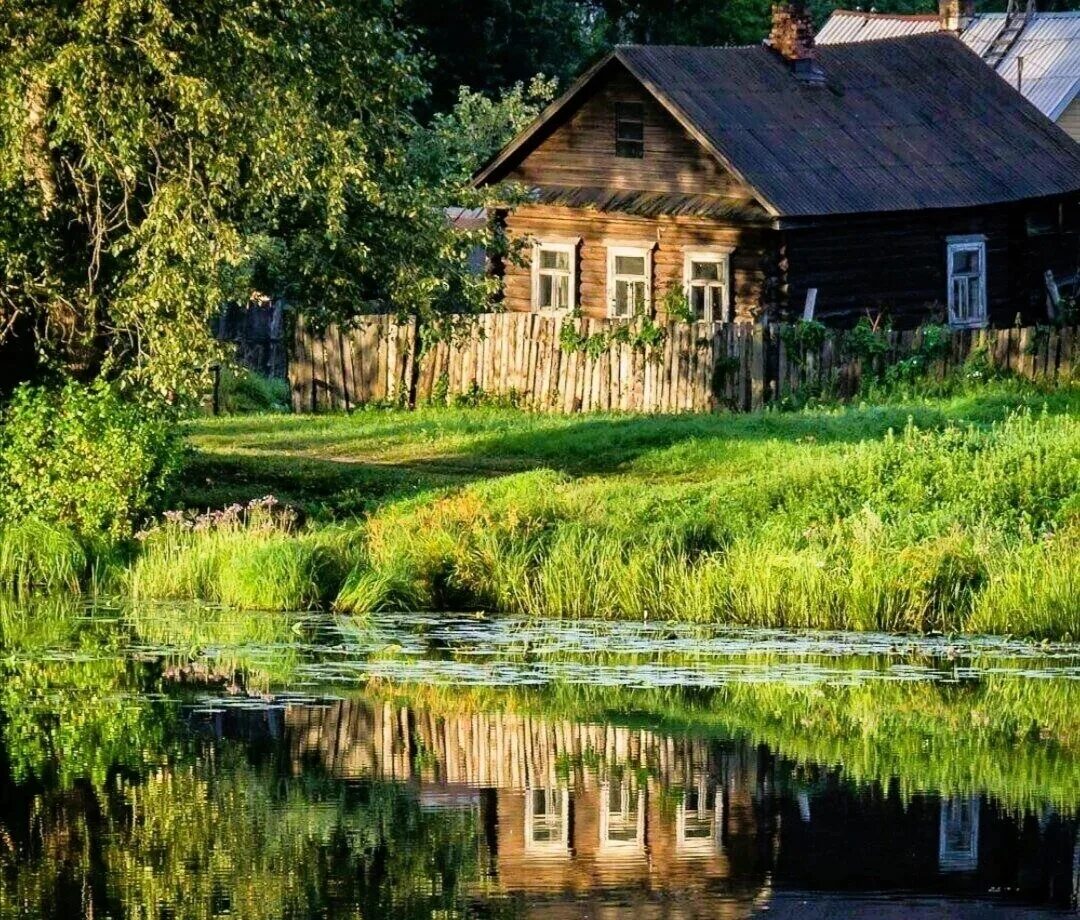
[290,313,1080,414]
[215,299,288,379]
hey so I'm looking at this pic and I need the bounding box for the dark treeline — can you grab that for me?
[405,0,1065,112]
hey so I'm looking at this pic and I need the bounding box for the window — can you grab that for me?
[615,102,644,158]
[532,242,576,312]
[599,780,644,852]
[607,245,652,318]
[946,236,987,328]
[938,796,980,873]
[683,252,732,322]
[525,786,569,855]
[676,778,722,853]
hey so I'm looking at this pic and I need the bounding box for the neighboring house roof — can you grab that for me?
[475,34,1080,219]
[818,10,1080,121]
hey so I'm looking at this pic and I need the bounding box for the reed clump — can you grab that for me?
[128,497,359,610]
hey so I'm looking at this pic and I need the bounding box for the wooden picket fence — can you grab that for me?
[290,313,1080,414]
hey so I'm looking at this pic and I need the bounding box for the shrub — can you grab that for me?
[216,368,291,414]
[0,380,182,541]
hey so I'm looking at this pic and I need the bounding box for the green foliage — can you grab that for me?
[659,286,695,323]
[128,498,361,609]
[841,317,890,363]
[409,76,558,187]
[216,368,291,415]
[0,0,501,399]
[779,319,828,364]
[559,316,668,357]
[328,407,1080,637]
[0,519,88,595]
[0,380,181,541]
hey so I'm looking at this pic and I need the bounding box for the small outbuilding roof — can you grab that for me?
[475,33,1080,219]
[818,10,1080,121]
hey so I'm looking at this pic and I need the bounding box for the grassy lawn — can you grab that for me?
[181,381,1080,518]
[152,379,1080,638]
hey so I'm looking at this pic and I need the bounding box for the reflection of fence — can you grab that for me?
[291,313,1080,415]
[285,700,719,790]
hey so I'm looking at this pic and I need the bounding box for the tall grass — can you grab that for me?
[128,498,361,610]
[0,519,89,595]
[336,411,1080,638]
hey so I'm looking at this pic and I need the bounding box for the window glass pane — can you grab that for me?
[952,248,978,275]
[539,274,553,308]
[540,248,569,271]
[615,255,645,276]
[615,103,645,158]
[552,275,568,309]
[691,260,719,281]
[690,285,706,319]
[614,279,631,316]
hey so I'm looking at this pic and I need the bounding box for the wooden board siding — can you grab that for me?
[503,204,777,322]
[508,68,757,203]
[781,208,1038,327]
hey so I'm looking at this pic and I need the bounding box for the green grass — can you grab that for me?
[24,376,1080,636]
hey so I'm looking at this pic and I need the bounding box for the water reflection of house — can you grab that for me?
[279,699,1079,914]
[285,699,778,909]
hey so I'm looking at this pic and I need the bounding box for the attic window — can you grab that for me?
[615,102,644,158]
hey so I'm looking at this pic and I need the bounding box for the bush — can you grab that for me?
[216,368,291,414]
[0,380,182,541]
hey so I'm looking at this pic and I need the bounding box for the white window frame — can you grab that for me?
[531,240,577,314]
[676,777,723,853]
[524,785,570,855]
[946,235,987,329]
[598,780,645,853]
[683,250,732,323]
[606,244,653,318]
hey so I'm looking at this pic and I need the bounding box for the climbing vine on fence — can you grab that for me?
[558,314,668,358]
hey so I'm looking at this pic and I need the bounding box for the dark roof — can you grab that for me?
[476,34,1080,218]
[529,186,771,222]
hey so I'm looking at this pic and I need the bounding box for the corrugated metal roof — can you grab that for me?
[819,10,1080,120]
[816,10,940,44]
[615,36,1080,217]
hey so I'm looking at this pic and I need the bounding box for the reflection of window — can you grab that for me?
[599,780,644,852]
[607,246,652,318]
[683,252,731,323]
[946,236,987,329]
[677,778,722,853]
[939,796,980,873]
[525,786,569,854]
[615,102,644,158]
[532,242,576,312]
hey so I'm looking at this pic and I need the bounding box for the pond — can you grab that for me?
[0,601,1078,918]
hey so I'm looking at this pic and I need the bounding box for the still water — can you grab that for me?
[0,603,1078,918]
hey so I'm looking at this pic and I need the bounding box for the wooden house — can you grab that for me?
[818,1,1080,145]
[473,5,1080,328]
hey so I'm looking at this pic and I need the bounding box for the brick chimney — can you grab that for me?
[768,2,825,83]
[939,0,975,32]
